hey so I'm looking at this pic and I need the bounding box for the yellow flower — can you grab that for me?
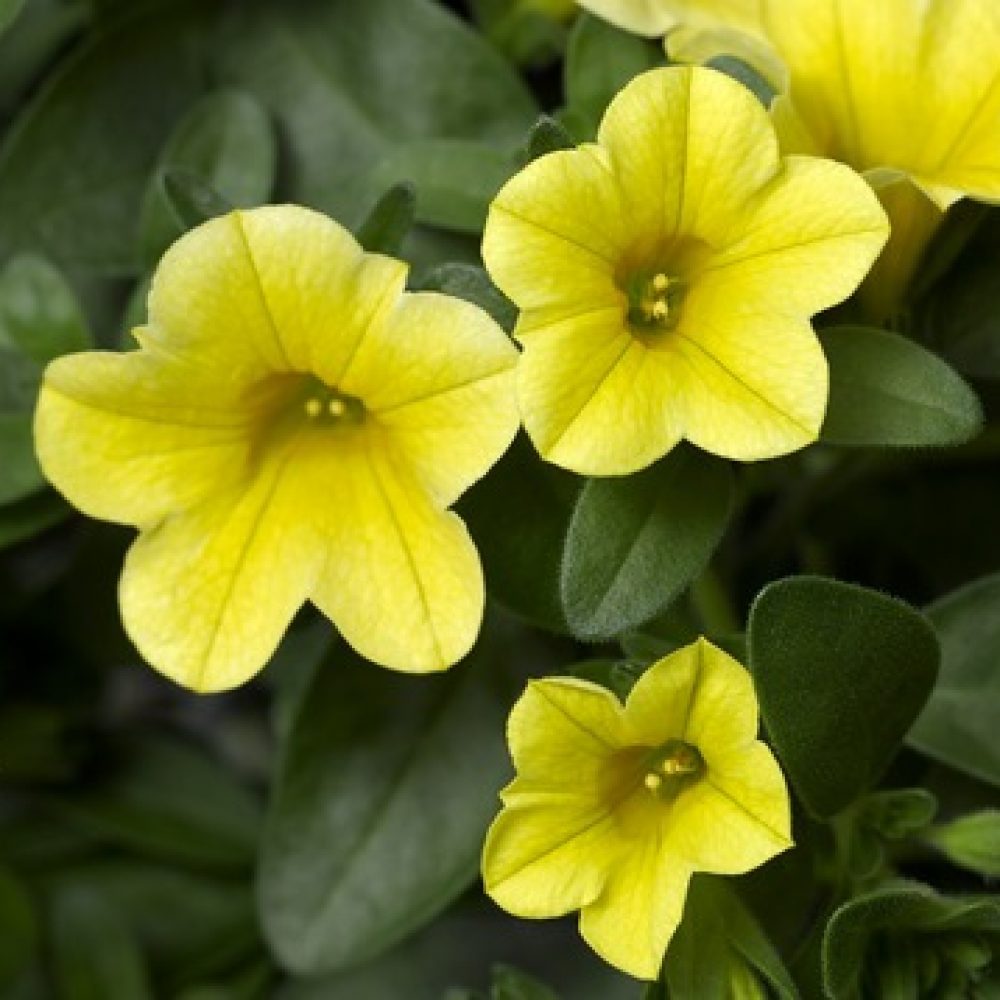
[34,206,519,692]
[481,637,792,980]
[482,66,887,475]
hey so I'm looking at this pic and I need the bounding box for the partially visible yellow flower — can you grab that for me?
[34,206,519,692]
[481,637,792,980]
[482,66,887,475]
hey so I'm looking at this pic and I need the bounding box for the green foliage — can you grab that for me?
[0,0,24,40]
[0,867,38,988]
[355,183,418,256]
[525,115,576,160]
[749,576,940,818]
[560,447,733,640]
[909,571,1000,787]
[926,811,1000,877]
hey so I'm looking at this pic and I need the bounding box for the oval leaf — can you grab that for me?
[560,446,733,641]
[258,632,520,975]
[819,326,983,448]
[749,576,940,818]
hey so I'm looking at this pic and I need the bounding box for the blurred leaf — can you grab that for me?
[926,810,1000,877]
[413,263,517,331]
[858,788,938,842]
[0,703,88,783]
[368,139,515,233]
[0,491,69,551]
[0,0,24,39]
[467,0,571,67]
[491,964,560,999]
[137,88,277,266]
[259,627,521,975]
[54,734,261,871]
[749,576,940,818]
[819,326,982,448]
[460,435,578,633]
[50,886,153,1000]
[909,572,1000,787]
[706,55,775,107]
[0,866,38,987]
[660,877,798,999]
[0,414,42,505]
[568,659,642,701]
[563,13,661,137]
[525,115,575,160]
[158,168,233,231]
[560,447,733,641]
[355,182,417,256]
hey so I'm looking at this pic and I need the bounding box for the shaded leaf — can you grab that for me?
[413,263,517,332]
[355,182,417,255]
[926,810,1000,877]
[0,867,38,987]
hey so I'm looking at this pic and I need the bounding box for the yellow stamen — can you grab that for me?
[304,398,323,418]
[651,299,669,321]
[644,772,663,792]
[328,398,347,418]
[652,273,670,293]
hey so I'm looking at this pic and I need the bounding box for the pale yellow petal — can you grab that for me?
[580,831,693,980]
[482,796,616,918]
[505,677,629,790]
[482,144,626,313]
[666,742,792,873]
[35,351,253,528]
[598,66,780,248]
[310,435,483,673]
[576,0,679,36]
[625,638,759,752]
[337,291,519,507]
[517,309,684,475]
[118,437,326,693]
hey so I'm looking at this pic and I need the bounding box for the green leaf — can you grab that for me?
[822,881,1000,1000]
[926,810,1000,877]
[0,413,42,505]
[50,887,153,1000]
[355,183,417,256]
[460,435,578,633]
[568,659,642,701]
[560,446,733,641]
[0,0,24,40]
[258,628,522,975]
[563,13,662,137]
[137,88,277,266]
[0,491,69,550]
[413,263,517,331]
[749,576,940,818]
[909,572,1000,787]
[858,788,938,842]
[53,734,262,871]
[819,326,983,448]
[706,55,775,107]
[159,168,233,232]
[368,139,516,234]
[0,867,38,988]
[491,965,560,1000]
[526,115,575,160]
[662,877,799,1000]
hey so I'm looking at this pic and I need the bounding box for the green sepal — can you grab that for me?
[355,182,417,256]
[748,576,940,818]
[926,811,1000,877]
[525,114,576,160]
[412,263,517,332]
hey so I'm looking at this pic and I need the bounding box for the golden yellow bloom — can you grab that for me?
[34,206,519,692]
[482,638,792,980]
[482,66,887,475]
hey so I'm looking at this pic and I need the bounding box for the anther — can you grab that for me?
[651,300,669,321]
[652,273,670,293]
[644,772,663,792]
[304,398,323,418]
[328,398,346,418]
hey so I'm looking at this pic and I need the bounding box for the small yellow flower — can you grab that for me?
[481,638,792,980]
[34,206,520,692]
[576,0,760,39]
[482,66,887,475]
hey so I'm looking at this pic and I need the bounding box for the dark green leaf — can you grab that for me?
[0,0,24,39]
[0,413,42,505]
[54,734,262,870]
[560,446,733,640]
[0,867,38,987]
[749,576,940,818]
[368,139,515,233]
[563,13,662,137]
[0,490,69,550]
[413,263,517,331]
[858,788,938,841]
[819,326,982,448]
[909,572,1000,786]
[467,0,570,68]
[137,88,277,265]
[460,435,578,633]
[160,168,233,232]
[355,182,417,255]
[50,886,153,1000]
[706,55,775,107]
[258,628,522,975]
[926,810,1000,877]
[568,659,642,701]
[526,115,575,160]
[491,964,560,1000]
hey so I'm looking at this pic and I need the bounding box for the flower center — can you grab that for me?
[625,271,687,333]
[293,376,365,427]
[641,740,705,800]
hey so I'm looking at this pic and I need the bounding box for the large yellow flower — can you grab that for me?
[482,637,792,980]
[34,206,520,692]
[482,66,887,475]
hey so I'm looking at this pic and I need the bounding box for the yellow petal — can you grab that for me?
[35,350,253,527]
[309,435,484,673]
[482,794,616,919]
[580,832,693,980]
[666,741,792,873]
[145,206,407,386]
[337,291,519,507]
[576,0,679,36]
[505,677,629,790]
[597,67,780,248]
[516,309,684,475]
[625,638,759,753]
[483,144,627,314]
[118,436,326,693]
